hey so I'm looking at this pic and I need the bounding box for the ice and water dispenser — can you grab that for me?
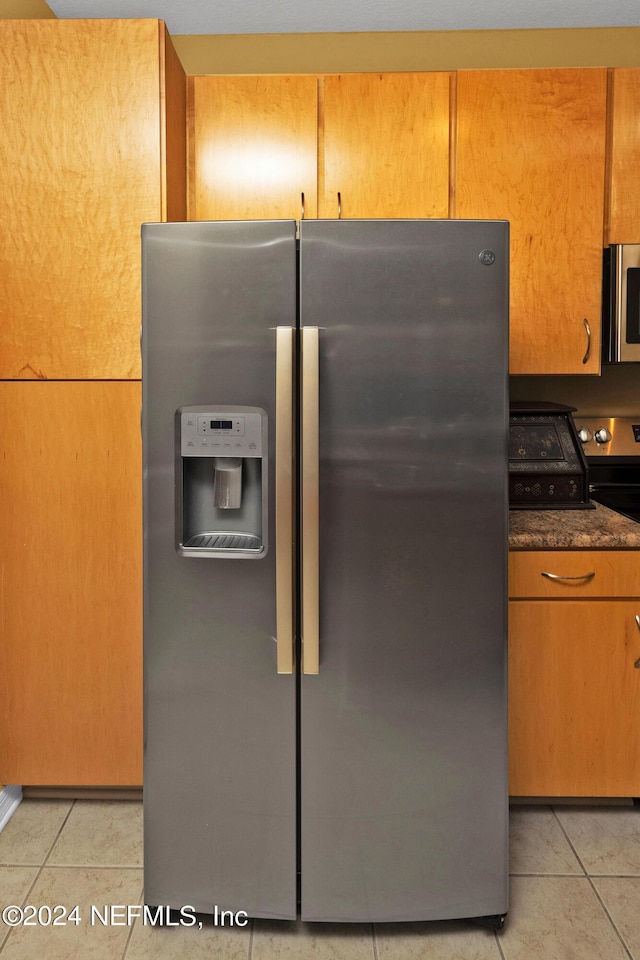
[177,406,267,558]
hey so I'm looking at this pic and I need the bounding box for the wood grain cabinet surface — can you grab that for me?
[608,68,640,245]
[188,74,318,220]
[0,19,185,787]
[188,72,452,223]
[509,551,640,797]
[0,19,186,380]
[456,68,607,375]
[0,382,143,786]
[321,72,451,219]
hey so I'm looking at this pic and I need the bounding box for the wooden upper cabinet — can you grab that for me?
[0,19,186,380]
[321,73,451,219]
[608,69,640,244]
[456,69,607,374]
[189,75,318,220]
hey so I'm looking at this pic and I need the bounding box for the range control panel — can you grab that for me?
[575,417,640,457]
[179,408,264,458]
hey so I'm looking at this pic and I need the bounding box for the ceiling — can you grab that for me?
[45,0,640,37]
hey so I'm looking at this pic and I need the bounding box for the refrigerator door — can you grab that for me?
[299,219,509,922]
[142,220,297,918]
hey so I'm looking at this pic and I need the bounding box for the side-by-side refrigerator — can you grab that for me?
[142,219,509,925]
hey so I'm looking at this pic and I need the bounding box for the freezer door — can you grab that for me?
[142,221,297,919]
[299,219,509,922]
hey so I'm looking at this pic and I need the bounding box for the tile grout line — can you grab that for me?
[41,799,77,869]
[510,871,594,878]
[550,806,634,960]
[494,924,508,960]
[371,921,378,960]
[29,862,145,871]
[0,862,143,871]
[119,918,138,960]
[119,881,145,960]
[0,799,77,956]
[585,876,634,960]
[248,917,254,960]
[550,806,589,876]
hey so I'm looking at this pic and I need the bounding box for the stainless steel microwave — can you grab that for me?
[602,244,640,363]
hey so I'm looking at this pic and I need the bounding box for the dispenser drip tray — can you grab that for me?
[183,531,262,551]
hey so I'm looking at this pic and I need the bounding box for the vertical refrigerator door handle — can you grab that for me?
[301,327,320,674]
[276,327,295,674]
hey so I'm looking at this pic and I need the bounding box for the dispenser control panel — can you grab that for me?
[180,409,264,457]
[198,417,244,436]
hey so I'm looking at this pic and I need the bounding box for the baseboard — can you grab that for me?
[0,785,23,832]
[22,786,143,801]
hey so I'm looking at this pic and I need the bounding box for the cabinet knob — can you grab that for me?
[577,427,592,444]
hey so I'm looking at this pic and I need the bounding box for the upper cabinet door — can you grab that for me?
[456,69,607,375]
[189,75,318,220]
[0,20,185,380]
[322,73,451,220]
[608,69,640,245]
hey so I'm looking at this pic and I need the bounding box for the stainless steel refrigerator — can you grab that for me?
[142,219,509,925]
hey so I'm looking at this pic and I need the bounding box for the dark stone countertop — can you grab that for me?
[509,502,640,550]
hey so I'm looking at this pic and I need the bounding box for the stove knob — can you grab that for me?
[577,427,592,443]
[594,427,612,445]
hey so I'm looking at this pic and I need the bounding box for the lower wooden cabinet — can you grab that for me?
[509,551,640,797]
[0,382,142,785]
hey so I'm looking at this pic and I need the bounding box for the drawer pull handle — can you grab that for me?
[541,571,595,582]
[635,616,640,669]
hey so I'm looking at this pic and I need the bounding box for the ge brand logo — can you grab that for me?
[479,249,496,266]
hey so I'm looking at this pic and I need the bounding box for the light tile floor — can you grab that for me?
[0,799,639,958]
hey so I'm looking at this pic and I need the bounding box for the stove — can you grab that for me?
[576,416,640,524]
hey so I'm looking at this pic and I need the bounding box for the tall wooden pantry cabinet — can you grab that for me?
[0,19,186,785]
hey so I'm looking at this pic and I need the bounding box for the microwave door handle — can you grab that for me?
[616,247,624,362]
[301,326,320,675]
[275,327,295,674]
